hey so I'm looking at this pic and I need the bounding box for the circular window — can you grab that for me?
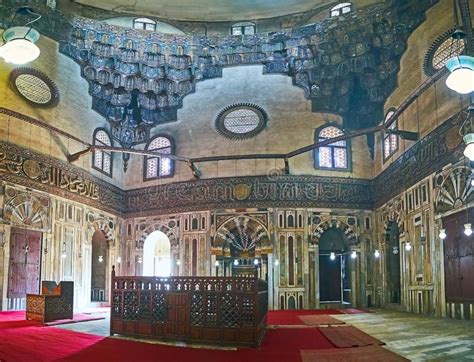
[215,104,267,140]
[9,68,59,107]
[423,28,465,76]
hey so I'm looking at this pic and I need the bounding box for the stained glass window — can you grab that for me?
[383,110,398,161]
[133,18,157,31]
[315,126,348,170]
[432,33,465,71]
[330,3,352,17]
[92,129,112,177]
[231,22,256,35]
[144,136,174,180]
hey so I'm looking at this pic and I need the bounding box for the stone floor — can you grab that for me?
[334,310,474,361]
[56,309,474,361]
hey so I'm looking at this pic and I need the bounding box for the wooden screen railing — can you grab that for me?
[110,266,268,346]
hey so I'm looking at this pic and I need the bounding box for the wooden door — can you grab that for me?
[164,293,189,339]
[8,228,42,298]
[319,255,341,302]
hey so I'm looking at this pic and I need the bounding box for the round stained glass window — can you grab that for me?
[215,104,267,140]
[9,68,59,107]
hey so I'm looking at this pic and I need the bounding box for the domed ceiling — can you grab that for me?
[72,0,337,22]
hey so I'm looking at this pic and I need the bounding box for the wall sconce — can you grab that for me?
[374,249,380,258]
[176,259,181,266]
[405,242,412,251]
[464,223,472,236]
[116,256,121,264]
[98,255,104,263]
[351,251,357,259]
[137,256,142,264]
[330,252,336,260]
[233,259,239,266]
[439,229,447,240]
[253,258,259,266]
[274,259,279,266]
[392,246,399,255]
[214,260,219,267]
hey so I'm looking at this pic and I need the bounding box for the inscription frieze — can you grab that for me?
[0,142,123,214]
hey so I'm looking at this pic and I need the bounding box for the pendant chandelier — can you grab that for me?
[0,7,42,65]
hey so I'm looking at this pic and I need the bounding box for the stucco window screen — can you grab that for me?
[144,136,174,181]
[231,22,256,35]
[383,109,399,161]
[315,125,349,170]
[92,128,113,177]
[423,28,466,76]
[215,104,267,140]
[133,17,157,31]
[330,3,352,17]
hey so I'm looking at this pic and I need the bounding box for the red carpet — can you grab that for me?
[0,310,399,362]
[267,309,343,325]
[298,315,345,326]
[0,311,334,362]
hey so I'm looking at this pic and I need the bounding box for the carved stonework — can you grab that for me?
[3,187,50,230]
[434,166,473,215]
[374,110,464,208]
[136,221,180,249]
[0,136,124,214]
[127,175,373,216]
[310,215,357,245]
[213,215,272,257]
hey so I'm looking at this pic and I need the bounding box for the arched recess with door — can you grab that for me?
[318,227,351,305]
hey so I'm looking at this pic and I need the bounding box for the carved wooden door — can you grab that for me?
[164,293,189,339]
[8,228,42,298]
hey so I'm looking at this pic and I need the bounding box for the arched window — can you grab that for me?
[383,109,398,161]
[231,22,256,35]
[144,135,174,180]
[330,2,352,17]
[133,17,157,31]
[315,125,349,170]
[92,129,112,177]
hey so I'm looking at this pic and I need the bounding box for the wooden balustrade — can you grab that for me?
[110,266,268,346]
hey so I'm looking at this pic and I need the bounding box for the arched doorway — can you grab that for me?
[91,230,107,302]
[386,221,401,303]
[143,231,171,277]
[319,227,350,303]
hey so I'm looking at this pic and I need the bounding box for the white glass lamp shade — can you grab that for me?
[233,259,239,266]
[445,56,474,94]
[464,223,472,236]
[405,242,412,251]
[253,258,259,265]
[439,229,447,240]
[351,251,357,259]
[214,260,219,267]
[374,249,380,258]
[116,256,122,264]
[98,255,104,263]
[274,259,279,266]
[0,27,41,64]
[464,134,474,161]
[330,252,336,260]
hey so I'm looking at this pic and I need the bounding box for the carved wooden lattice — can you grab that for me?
[110,273,268,346]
